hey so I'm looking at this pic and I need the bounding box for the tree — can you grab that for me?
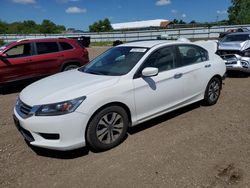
[0,20,8,34]
[228,0,250,24]
[89,18,113,32]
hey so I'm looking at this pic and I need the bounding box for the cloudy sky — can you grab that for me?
[0,0,231,30]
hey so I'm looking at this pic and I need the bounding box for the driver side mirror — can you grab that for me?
[0,53,7,59]
[141,67,159,77]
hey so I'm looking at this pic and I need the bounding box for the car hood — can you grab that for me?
[218,40,250,51]
[20,70,120,106]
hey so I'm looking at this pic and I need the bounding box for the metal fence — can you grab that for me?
[1,24,250,43]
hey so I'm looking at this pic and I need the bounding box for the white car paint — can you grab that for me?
[14,40,226,150]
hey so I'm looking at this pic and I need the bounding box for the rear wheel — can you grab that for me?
[62,64,79,71]
[203,77,221,105]
[86,106,128,151]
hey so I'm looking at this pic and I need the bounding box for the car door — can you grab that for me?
[175,44,210,102]
[0,42,33,83]
[133,46,186,122]
[31,42,63,76]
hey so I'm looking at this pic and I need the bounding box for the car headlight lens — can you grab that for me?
[36,96,86,116]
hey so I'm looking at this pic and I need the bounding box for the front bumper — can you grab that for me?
[13,108,90,151]
[222,54,250,73]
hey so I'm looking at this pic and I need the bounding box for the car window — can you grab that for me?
[36,42,59,55]
[60,42,73,51]
[141,46,175,72]
[177,45,208,67]
[5,43,31,58]
[222,34,250,42]
[79,47,148,76]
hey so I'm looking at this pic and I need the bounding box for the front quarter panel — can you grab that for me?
[76,78,137,125]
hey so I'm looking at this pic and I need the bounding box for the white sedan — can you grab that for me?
[13,40,226,151]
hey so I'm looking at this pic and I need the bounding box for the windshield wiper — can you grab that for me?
[85,70,104,75]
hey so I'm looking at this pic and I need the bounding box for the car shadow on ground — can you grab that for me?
[226,71,250,78]
[128,102,201,135]
[0,78,42,95]
[27,102,201,159]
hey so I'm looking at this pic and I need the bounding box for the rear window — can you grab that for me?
[60,42,73,51]
[36,42,59,55]
[222,34,250,42]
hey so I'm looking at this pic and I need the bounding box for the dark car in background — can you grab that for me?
[217,32,250,73]
[219,27,249,39]
[0,38,89,88]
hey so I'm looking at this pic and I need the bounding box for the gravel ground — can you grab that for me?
[0,47,250,188]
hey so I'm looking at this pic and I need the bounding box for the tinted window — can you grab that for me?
[60,42,73,51]
[142,46,175,72]
[5,43,31,58]
[36,42,59,55]
[177,45,208,67]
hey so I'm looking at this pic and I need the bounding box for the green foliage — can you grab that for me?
[0,19,66,34]
[228,0,250,24]
[0,39,4,46]
[89,18,113,32]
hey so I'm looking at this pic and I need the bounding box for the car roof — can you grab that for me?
[16,38,74,43]
[119,40,186,48]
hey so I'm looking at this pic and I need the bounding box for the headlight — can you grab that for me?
[36,96,86,116]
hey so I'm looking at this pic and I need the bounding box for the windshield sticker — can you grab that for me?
[130,48,147,53]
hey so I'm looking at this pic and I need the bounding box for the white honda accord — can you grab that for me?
[13,40,226,151]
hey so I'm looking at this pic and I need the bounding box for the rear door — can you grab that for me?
[31,42,63,76]
[175,44,210,101]
[0,42,33,83]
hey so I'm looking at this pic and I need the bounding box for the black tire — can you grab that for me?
[62,64,79,71]
[86,106,129,151]
[203,77,221,106]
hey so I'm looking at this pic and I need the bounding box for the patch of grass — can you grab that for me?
[90,41,113,47]
[0,39,4,46]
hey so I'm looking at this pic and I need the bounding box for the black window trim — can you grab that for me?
[133,43,209,79]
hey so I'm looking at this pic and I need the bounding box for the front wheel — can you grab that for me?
[203,77,222,106]
[86,106,129,151]
[62,64,79,71]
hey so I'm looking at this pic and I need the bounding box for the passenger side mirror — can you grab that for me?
[141,67,159,77]
[0,53,7,59]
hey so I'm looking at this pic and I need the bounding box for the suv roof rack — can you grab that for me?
[17,37,68,42]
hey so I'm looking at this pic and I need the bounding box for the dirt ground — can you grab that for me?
[0,47,250,188]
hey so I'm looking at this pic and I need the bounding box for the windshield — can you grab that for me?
[222,34,250,42]
[79,46,148,76]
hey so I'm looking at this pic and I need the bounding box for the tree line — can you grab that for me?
[0,0,249,34]
[0,19,66,34]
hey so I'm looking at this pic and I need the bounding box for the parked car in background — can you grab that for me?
[217,32,250,73]
[219,27,249,39]
[13,40,226,151]
[0,38,89,88]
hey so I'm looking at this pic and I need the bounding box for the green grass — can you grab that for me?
[0,39,4,46]
[90,41,113,47]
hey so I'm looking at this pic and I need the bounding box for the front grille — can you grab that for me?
[217,50,241,56]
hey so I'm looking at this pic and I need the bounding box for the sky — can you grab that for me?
[0,0,231,31]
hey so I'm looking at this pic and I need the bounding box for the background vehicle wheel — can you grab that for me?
[62,64,79,71]
[203,77,221,106]
[86,106,129,151]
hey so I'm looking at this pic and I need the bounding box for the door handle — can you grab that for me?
[174,73,183,79]
[26,59,33,62]
[57,55,64,58]
[205,64,211,68]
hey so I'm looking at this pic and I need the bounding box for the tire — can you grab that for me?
[62,64,79,71]
[203,77,221,106]
[86,106,129,151]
